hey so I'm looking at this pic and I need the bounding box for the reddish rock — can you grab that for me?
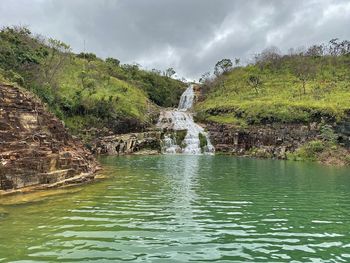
[0,84,100,192]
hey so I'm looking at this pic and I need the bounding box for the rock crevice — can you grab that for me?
[207,122,322,158]
[0,84,99,192]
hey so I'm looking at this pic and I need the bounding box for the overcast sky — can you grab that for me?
[0,0,350,80]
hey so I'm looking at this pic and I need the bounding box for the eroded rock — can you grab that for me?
[206,122,322,159]
[91,131,162,155]
[0,84,100,192]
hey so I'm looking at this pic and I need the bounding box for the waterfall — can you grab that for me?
[157,85,215,155]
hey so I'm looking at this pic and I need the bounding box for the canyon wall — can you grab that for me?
[206,122,324,158]
[0,84,99,192]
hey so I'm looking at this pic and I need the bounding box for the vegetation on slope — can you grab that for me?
[288,122,350,166]
[196,41,350,126]
[0,26,185,139]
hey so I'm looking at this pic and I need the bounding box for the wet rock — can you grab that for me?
[91,132,162,155]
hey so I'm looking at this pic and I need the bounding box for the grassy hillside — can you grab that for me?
[0,26,185,138]
[196,44,350,126]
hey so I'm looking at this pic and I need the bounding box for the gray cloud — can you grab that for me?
[0,0,350,80]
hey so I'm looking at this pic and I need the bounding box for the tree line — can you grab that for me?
[200,38,350,96]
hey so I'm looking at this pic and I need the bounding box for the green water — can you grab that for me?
[1,156,350,262]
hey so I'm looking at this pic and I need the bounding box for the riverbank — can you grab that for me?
[203,121,350,166]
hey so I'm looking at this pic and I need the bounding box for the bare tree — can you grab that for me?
[199,72,210,83]
[255,46,282,71]
[42,38,71,90]
[247,75,262,94]
[305,44,325,57]
[234,58,240,67]
[292,57,317,95]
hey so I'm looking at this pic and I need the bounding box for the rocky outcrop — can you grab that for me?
[91,131,162,155]
[0,84,99,193]
[206,122,322,159]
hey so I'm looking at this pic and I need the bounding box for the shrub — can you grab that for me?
[175,130,187,146]
[289,140,326,161]
[76,52,97,61]
[105,57,120,67]
[198,132,208,150]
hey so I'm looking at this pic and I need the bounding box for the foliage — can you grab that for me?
[198,132,208,150]
[105,57,120,67]
[76,52,98,61]
[203,113,247,128]
[320,121,337,143]
[289,140,327,161]
[196,39,350,125]
[165,67,176,78]
[0,25,185,140]
[214,58,233,76]
[288,138,350,166]
[175,130,187,146]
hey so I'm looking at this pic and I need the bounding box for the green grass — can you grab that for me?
[200,113,248,127]
[196,57,350,125]
[0,26,185,138]
[58,58,149,121]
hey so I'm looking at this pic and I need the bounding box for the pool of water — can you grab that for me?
[1,155,350,262]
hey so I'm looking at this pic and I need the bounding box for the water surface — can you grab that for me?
[1,155,350,262]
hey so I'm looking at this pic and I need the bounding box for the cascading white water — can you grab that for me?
[157,85,215,155]
[178,85,195,111]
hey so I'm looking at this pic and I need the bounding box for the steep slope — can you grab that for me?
[196,56,350,125]
[195,47,350,164]
[0,26,185,141]
[0,84,99,192]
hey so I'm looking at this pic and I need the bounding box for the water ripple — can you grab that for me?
[1,155,350,262]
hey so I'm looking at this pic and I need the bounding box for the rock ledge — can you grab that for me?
[0,84,100,193]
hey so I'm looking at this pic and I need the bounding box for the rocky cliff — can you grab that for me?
[91,131,161,155]
[206,122,334,159]
[0,84,99,193]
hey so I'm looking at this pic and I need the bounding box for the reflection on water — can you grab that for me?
[1,155,350,262]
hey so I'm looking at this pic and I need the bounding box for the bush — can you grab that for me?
[105,57,120,67]
[175,130,187,146]
[76,52,98,61]
[199,132,208,150]
[289,140,326,161]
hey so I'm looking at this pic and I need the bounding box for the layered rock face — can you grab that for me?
[0,84,99,192]
[91,132,161,155]
[207,123,322,159]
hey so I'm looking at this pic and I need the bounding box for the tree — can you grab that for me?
[76,52,97,62]
[199,72,210,83]
[121,64,139,78]
[292,57,317,95]
[305,44,325,58]
[42,38,71,91]
[328,39,350,56]
[255,46,282,71]
[152,68,161,75]
[247,75,262,94]
[105,57,120,67]
[234,58,240,67]
[165,67,176,78]
[214,58,233,76]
